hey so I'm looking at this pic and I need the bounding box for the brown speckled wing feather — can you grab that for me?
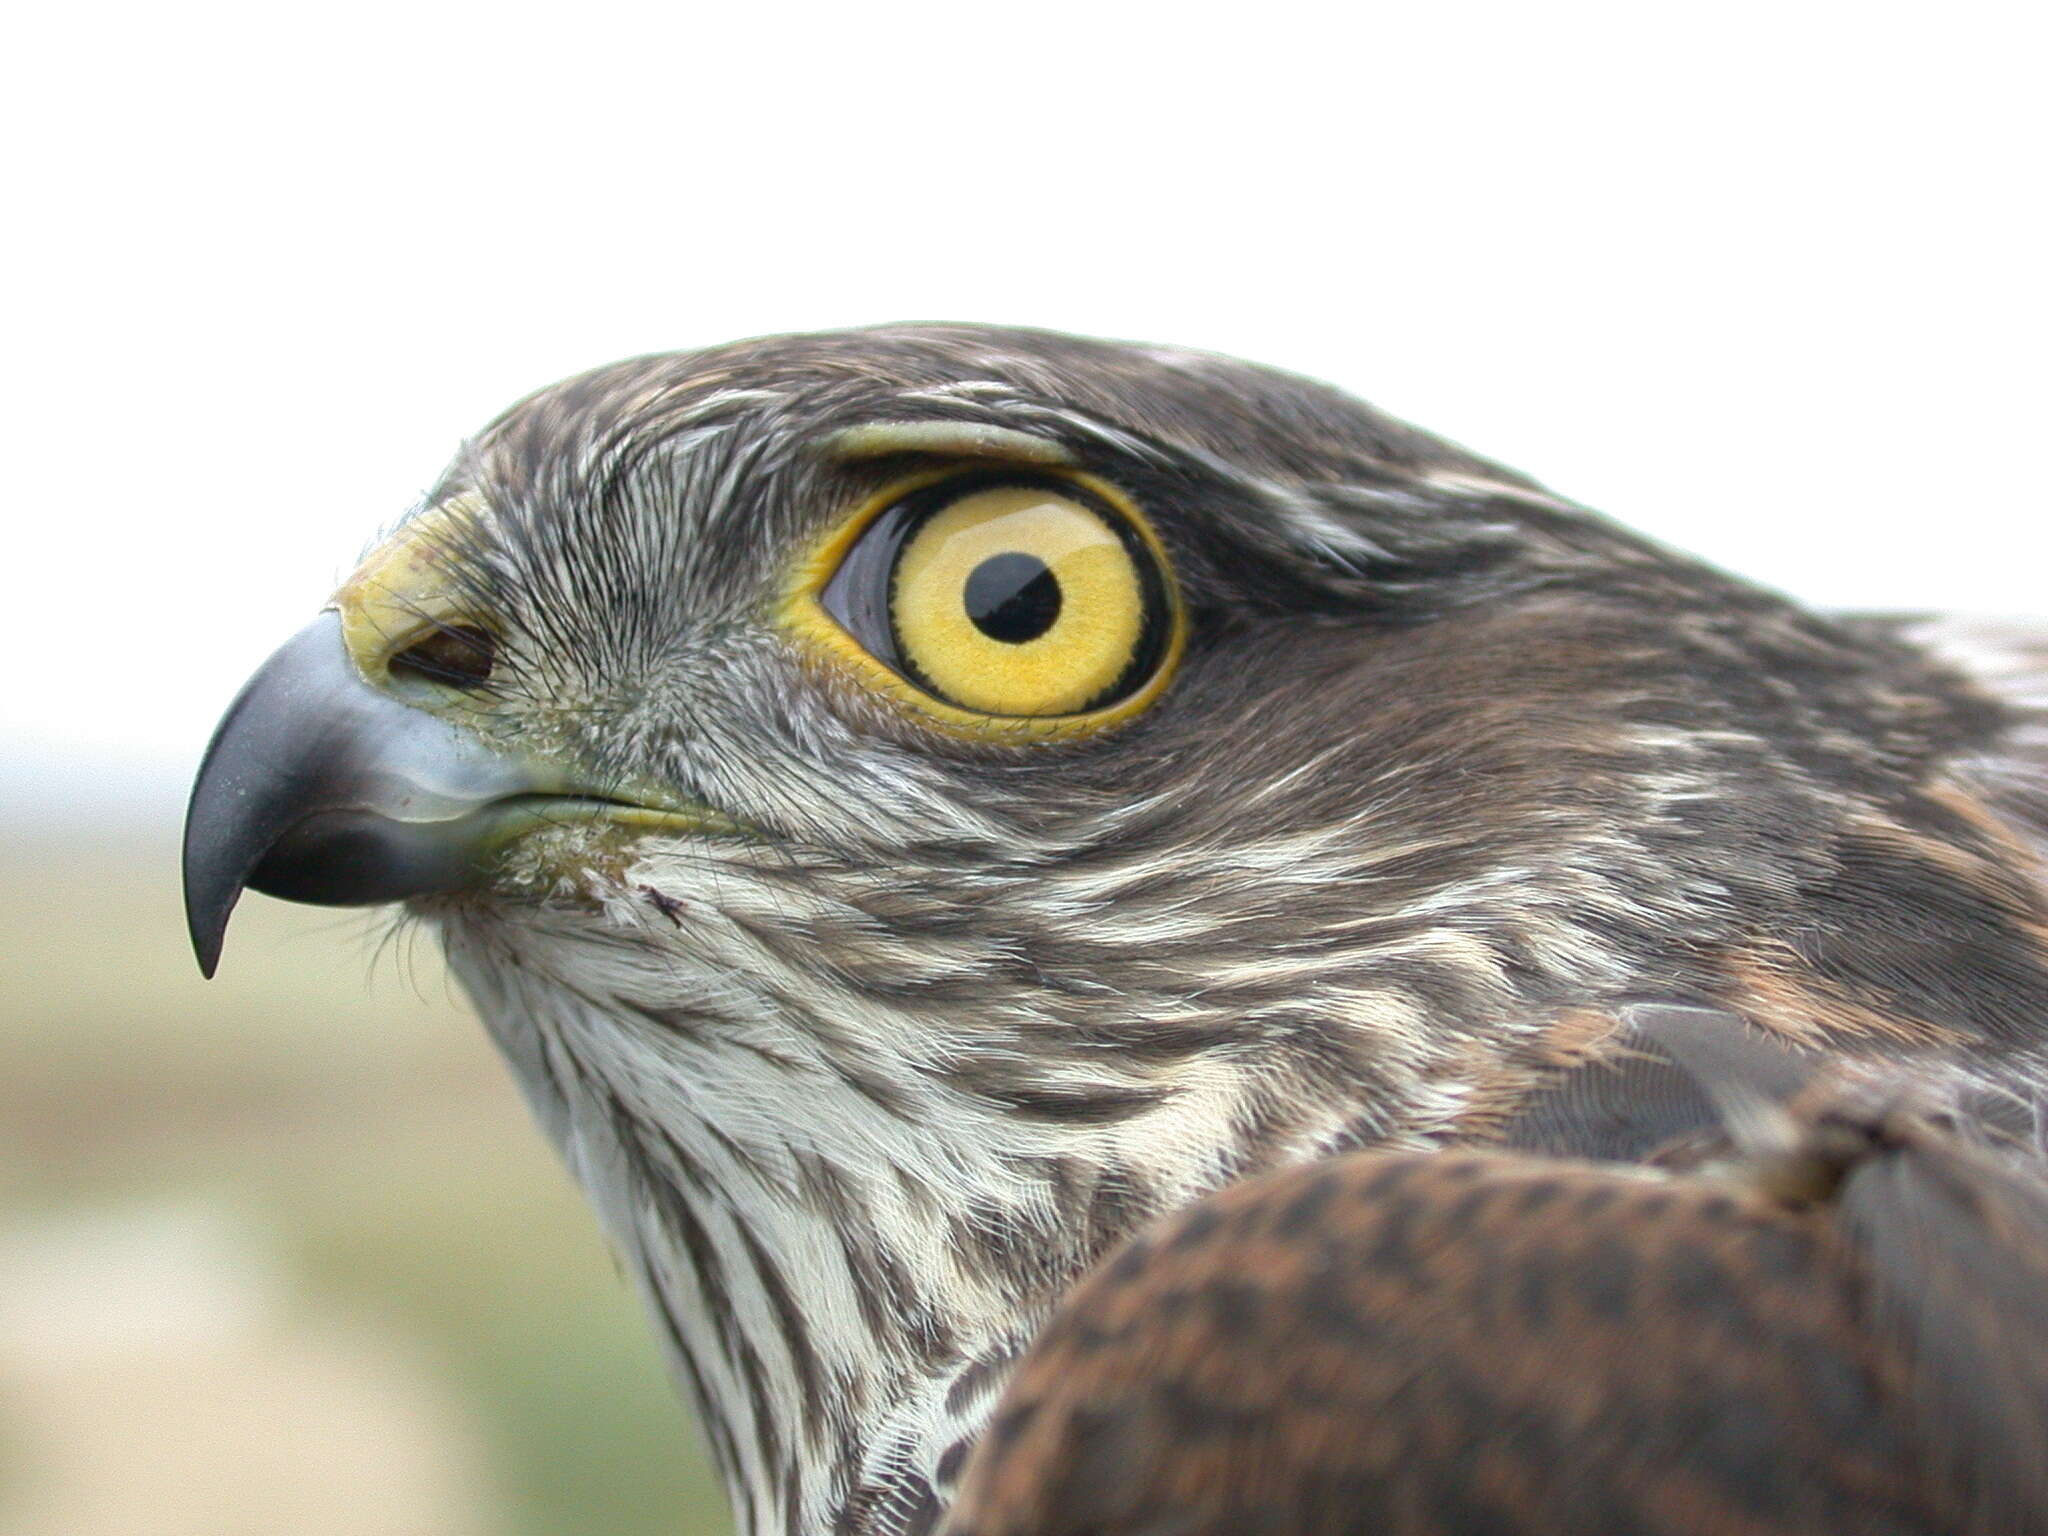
[943,1026,2048,1536]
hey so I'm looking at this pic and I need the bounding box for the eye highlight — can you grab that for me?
[799,471,1182,736]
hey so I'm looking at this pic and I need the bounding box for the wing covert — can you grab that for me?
[943,1023,2048,1536]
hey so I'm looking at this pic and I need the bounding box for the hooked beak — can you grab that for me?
[184,611,730,978]
[182,612,562,976]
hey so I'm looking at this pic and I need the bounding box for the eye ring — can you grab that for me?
[785,467,1185,741]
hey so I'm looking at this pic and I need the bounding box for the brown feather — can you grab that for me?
[945,1038,2048,1536]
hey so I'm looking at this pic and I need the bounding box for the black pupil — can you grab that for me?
[963,552,1061,643]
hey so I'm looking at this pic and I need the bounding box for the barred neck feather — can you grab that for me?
[428,603,2048,1536]
[432,823,1544,1536]
[425,696,2048,1533]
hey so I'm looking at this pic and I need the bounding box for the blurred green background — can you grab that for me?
[0,823,734,1535]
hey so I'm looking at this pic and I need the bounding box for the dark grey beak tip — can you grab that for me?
[183,691,266,980]
[185,858,232,979]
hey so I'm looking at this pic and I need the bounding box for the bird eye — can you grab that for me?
[389,622,498,689]
[813,474,1178,724]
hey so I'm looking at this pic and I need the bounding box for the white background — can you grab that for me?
[5,1,2042,811]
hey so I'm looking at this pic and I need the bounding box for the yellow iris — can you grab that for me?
[785,466,1184,741]
[892,485,1144,717]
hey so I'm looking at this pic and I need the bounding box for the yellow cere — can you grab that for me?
[332,494,491,685]
[892,486,1142,717]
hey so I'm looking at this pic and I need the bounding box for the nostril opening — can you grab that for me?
[390,623,498,689]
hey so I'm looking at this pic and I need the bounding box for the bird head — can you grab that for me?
[182,324,1976,1533]
[187,325,1650,1121]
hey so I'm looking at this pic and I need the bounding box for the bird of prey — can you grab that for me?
[184,326,2048,1536]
